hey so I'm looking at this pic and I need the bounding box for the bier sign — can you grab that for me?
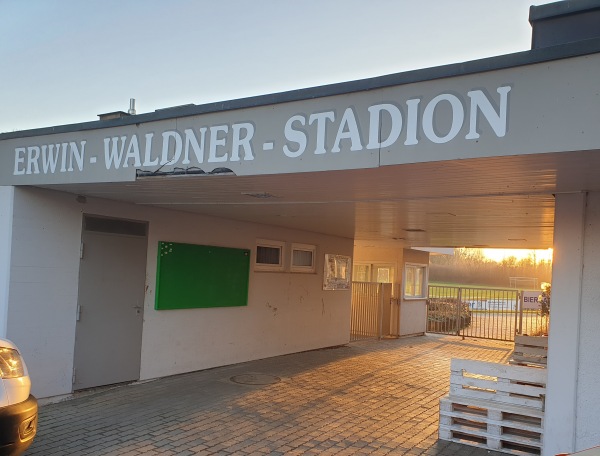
[522,291,541,310]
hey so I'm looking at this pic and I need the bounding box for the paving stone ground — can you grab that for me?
[27,334,513,455]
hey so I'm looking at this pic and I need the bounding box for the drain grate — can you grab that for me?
[230,373,281,385]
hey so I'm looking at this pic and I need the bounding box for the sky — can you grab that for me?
[0,0,556,134]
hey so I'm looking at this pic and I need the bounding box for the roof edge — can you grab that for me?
[3,37,600,141]
[529,0,600,22]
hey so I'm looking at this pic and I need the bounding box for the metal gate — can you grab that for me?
[427,285,549,342]
[350,282,396,341]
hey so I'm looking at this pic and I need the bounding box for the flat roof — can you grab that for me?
[2,36,600,141]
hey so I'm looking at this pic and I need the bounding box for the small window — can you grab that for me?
[352,263,394,284]
[352,264,371,282]
[255,240,285,271]
[290,243,316,273]
[404,263,428,298]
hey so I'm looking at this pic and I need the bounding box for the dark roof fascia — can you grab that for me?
[530,0,600,23]
[3,37,600,141]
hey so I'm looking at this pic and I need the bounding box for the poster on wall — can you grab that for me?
[323,254,352,290]
[155,241,250,309]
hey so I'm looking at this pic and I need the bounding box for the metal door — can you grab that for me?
[73,216,148,390]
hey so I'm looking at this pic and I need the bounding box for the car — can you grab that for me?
[0,338,37,455]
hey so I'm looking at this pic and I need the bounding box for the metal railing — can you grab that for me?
[350,282,394,341]
[351,283,550,343]
[427,285,548,342]
[518,307,550,337]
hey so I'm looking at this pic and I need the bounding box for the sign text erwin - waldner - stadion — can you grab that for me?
[7,86,510,183]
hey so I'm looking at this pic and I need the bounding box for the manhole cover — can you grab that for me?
[230,373,281,385]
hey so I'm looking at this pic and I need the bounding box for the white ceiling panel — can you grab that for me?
[40,150,599,249]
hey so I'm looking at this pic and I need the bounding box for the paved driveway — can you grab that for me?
[27,335,512,455]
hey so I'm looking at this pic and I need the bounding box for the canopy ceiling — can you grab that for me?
[40,149,600,249]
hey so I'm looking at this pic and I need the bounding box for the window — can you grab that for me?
[404,263,428,298]
[352,263,394,283]
[374,265,393,283]
[290,243,316,273]
[352,264,371,282]
[255,239,285,271]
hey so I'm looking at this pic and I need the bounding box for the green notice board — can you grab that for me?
[155,241,250,310]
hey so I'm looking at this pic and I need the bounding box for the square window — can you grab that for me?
[352,264,371,282]
[255,240,285,271]
[404,263,428,298]
[290,243,316,273]
[257,246,281,265]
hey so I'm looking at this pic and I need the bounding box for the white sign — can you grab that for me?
[1,85,511,185]
[522,291,541,310]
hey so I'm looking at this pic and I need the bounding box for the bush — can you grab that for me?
[539,282,551,317]
[427,298,472,333]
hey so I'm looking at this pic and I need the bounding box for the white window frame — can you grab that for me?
[352,263,372,283]
[403,262,428,299]
[290,243,316,273]
[254,239,285,272]
[353,262,395,284]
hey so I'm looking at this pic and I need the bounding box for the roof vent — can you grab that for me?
[128,98,136,115]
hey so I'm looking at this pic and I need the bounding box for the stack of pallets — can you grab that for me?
[439,358,547,455]
[510,335,548,368]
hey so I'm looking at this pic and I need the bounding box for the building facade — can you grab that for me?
[1,1,600,454]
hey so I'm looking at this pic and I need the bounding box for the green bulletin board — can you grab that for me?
[155,241,250,310]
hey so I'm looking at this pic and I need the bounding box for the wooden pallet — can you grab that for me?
[510,335,548,367]
[439,358,547,456]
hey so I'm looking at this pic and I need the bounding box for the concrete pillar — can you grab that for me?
[0,186,15,338]
[574,192,600,450]
[543,191,600,455]
[543,192,585,455]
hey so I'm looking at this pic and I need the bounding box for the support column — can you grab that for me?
[543,192,586,456]
[574,192,600,449]
[0,186,15,338]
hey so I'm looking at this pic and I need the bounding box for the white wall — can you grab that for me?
[544,192,600,455]
[7,188,82,397]
[352,244,428,337]
[353,243,406,288]
[0,186,14,338]
[576,192,600,450]
[7,187,352,398]
[140,212,352,380]
[400,248,428,337]
[398,301,426,337]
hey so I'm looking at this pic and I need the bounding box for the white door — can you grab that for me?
[73,216,148,390]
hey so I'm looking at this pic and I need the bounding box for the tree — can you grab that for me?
[539,282,551,317]
[429,248,552,287]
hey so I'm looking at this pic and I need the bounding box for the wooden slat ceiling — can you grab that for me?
[41,150,600,249]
